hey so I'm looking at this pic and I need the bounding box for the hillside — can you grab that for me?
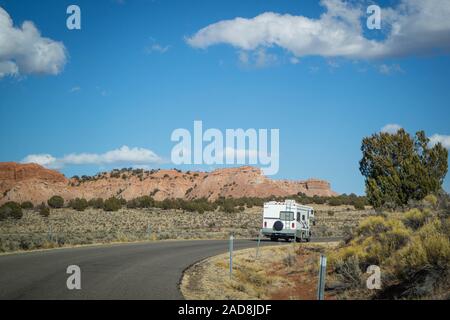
[0,162,337,205]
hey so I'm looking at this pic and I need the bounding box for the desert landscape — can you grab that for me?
[0,162,370,253]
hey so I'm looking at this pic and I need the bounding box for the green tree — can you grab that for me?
[88,198,104,209]
[48,196,64,208]
[20,201,34,209]
[36,202,50,217]
[360,129,448,208]
[70,198,89,211]
[103,197,122,212]
[0,202,23,220]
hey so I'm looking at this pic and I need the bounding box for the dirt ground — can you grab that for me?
[181,242,340,300]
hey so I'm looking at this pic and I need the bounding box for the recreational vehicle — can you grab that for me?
[261,200,315,242]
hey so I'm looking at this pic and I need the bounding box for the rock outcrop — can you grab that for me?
[0,162,337,205]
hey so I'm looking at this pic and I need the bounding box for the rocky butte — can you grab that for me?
[0,162,337,205]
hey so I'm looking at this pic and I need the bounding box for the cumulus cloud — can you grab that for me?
[0,7,67,78]
[21,146,162,169]
[381,124,402,134]
[186,0,450,60]
[238,48,277,68]
[429,134,450,149]
[21,154,59,168]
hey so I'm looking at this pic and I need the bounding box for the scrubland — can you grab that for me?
[0,204,369,253]
[182,195,450,300]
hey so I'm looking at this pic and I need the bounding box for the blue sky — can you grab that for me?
[1,0,450,195]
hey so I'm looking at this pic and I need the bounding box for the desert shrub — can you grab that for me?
[396,219,450,282]
[88,198,104,209]
[221,202,236,213]
[103,197,122,212]
[20,201,34,209]
[402,209,432,230]
[36,203,50,217]
[0,202,23,220]
[312,196,326,205]
[110,172,120,178]
[126,196,155,209]
[48,196,64,208]
[353,198,366,210]
[361,222,411,265]
[356,216,390,237]
[333,206,449,299]
[327,210,335,216]
[333,256,363,288]
[126,199,138,209]
[70,198,89,211]
[424,194,438,207]
[328,197,342,206]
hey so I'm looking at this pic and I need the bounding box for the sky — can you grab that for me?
[1,0,450,195]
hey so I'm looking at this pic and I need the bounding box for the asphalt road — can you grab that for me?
[0,238,340,300]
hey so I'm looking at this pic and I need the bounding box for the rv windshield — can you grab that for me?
[280,211,294,221]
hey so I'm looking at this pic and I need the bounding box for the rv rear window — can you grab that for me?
[280,211,294,221]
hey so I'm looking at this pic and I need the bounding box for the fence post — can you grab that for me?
[147,223,152,238]
[48,225,53,242]
[255,231,261,260]
[229,234,234,280]
[317,254,327,300]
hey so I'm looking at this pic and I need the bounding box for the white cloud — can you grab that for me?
[186,0,450,61]
[381,124,402,134]
[290,57,300,65]
[21,154,59,168]
[145,43,170,54]
[69,86,81,93]
[238,48,277,68]
[0,7,67,79]
[378,63,404,75]
[429,134,450,149]
[21,146,162,169]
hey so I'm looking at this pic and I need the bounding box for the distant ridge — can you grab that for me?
[0,162,337,205]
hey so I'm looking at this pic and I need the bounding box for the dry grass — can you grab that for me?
[181,242,339,300]
[0,204,367,253]
[328,209,450,300]
[312,205,374,237]
[0,207,262,253]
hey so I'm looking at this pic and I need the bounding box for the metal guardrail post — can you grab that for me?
[317,254,327,300]
[229,234,234,279]
[255,231,261,260]
[147,223,152,238]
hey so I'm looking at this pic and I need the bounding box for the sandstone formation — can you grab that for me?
[0,162,337,205]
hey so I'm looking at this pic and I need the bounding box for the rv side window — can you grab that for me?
[296,212,300,222]
[302,215,306,221]
[280,211,294,221]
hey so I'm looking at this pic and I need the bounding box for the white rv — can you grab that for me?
[261,200,315,242]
